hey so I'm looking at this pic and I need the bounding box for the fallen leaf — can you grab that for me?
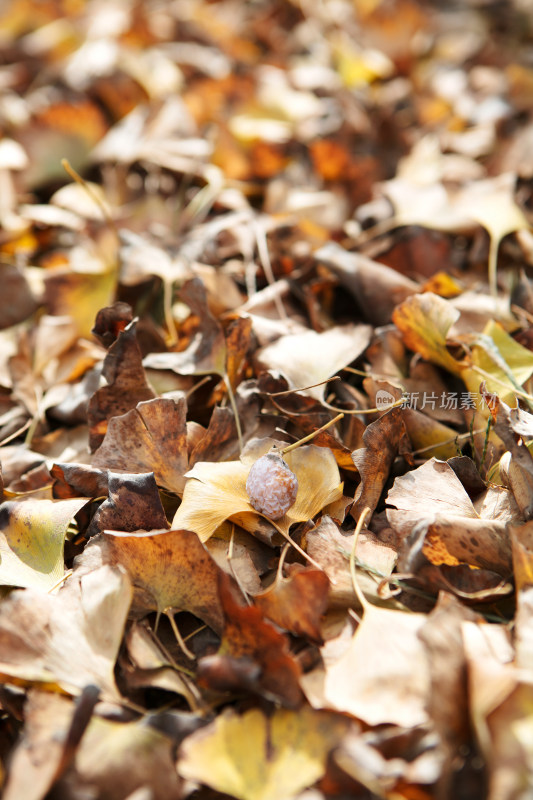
[418,593,476,796]
[42,243,118,341]
[510,521,533,594]
[0,262,38,330]
[87,471,169,537]
[392,292,462,376]
[3,689,182,800]
[50,462,109,500]
[403,407,471,460]
[178,705,349,800]
[198,572,303,707]
[0,564,131,699]
[465,620,533,800]
[143,277,227,377]
[91,528,225,632]
[488,392,533,520]
[88,318,156,451]
[315,242,418,326]
[254,323,372,401]
[253,565,330,643]
[0,494,90,590]
[305,515,398,609]
[303,604,430,727]
[462,320,533,406]
[92,397,189,494]
[387,458,515,573]
[173,443,343,541]
[91,302,134,348]
[188,405,240,465]
[351,405,406,522]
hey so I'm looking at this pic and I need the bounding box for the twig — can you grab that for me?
[279,412,344,455]
[349,506,372,613]
[166,610,196,661]
[61,158,116,229]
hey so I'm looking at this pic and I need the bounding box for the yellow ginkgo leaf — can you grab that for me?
[0,495,90,590]
[178,706,349,800]
[456,173,530,296]
[392,292,462,375]
[462,320,533,406]
[172,445,344,542]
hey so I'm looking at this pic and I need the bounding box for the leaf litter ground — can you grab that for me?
[1,1,533,798]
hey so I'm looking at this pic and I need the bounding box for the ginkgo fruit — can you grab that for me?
[246,452,298,520]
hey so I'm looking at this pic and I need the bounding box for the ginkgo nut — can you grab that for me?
[246,453,298,520]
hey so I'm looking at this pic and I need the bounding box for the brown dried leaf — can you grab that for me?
[87,471,169,537]
[387,458,514,573]
[316,242,418,326]
[198,572,303,707]
[92,397,189,494]
[3,690,182,800]
[0,262,38,330]
[253,565,330,643]
[91,302,134,348]
[303,604,430,727]
[88,319,155,451]
[93,528,225,632]
[351,405,406,522]
[143,277,227,377]
[306,516,397,609]
[418,594,476,795]
[255,323,372,401]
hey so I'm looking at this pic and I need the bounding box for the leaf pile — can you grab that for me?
[1,1,533,798]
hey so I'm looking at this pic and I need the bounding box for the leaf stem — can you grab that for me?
[61,158,116,230]
[349,506,372,613]
[166,610,196,661]
[163,279,178,347]
[488,235,500,297]
[279,413,344,455]
[224,372,244,452]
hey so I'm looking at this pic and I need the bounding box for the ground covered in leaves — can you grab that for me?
[2,0,533,798]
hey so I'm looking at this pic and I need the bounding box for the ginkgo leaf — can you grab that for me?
[0,565,131,699]
[43,232,118,339]
[387,458,516,572]
[92,397,189,494]
[385,159,530,295]
[201,571,303,707]
[88,318,156,451]
[402,408,464,461]
[462,320,533,405]
[455,173,530,295]
[303,605,430,728]
[0,494,90,590]
[3,690,182,800]
[172,444,344,541]
[254,324,372,401]
[510,522,533,594]
[142,277,227,377]
[94,528,225,633]
[87,471,169,537]
[178,706,349,800]
[253,566,330,643]
[392,293,462,375]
